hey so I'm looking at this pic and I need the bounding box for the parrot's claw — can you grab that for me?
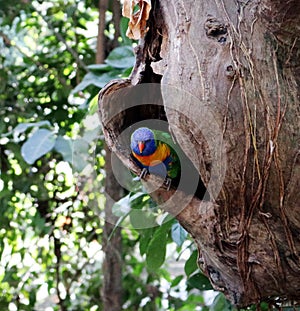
[164,178,172,191]
[139,168,149,180]
[137,169,171,190]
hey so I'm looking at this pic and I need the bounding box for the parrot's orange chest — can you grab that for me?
[132,142,170,167]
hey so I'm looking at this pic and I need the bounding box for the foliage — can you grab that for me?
[0,1,286,310]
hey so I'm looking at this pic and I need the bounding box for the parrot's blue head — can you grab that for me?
[131,127,156,156]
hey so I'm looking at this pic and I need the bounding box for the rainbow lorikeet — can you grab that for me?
[130,127,180,188]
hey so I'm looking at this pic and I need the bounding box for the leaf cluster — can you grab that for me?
[0,1,133,310]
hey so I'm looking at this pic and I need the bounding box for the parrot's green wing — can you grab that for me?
[152,129,206,199]
[152,129,181,179]
[152,129,178,151]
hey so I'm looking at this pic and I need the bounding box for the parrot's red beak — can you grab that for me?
[138,141,145,153]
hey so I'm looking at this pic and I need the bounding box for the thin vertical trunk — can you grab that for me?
[96,1,124,310]
[101,145,123,311]
[96,0,109,64]
[112,0,121,49]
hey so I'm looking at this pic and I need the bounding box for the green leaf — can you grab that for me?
[0,300,9,309]
[210,293,231,311]
[2,266,18,284]
[72,71,120,94]
[145,222,172,271]
[87,63,113,73]
[107,213,130,242]
[171,275,184,287]
[121,66,133,77]
[146,228,167,271]
[184,250,198,277]
[171,221,188,246]
[21,129,56,164]
[82,127,101,143]
[129,210,157,229]
[54,136,73,163]
[88,93,100,115]
[112,192,146,217]
[112,194,131,217]
[178,293,208,311]
[0,239,4,259]
[2,121,51,139]
[105,46,135,69]
[32,212,48,235]
[129,191,147,204]
[72,138,90,172]
[29,290,36,306]
[13,121,51,133]
[139,227,154,255]
[260,302,270,311]
[120,17,132,45]
[187,272,213,291]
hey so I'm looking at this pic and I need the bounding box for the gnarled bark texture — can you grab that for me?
[98,0,300,307]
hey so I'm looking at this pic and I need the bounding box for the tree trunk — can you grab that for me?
[96,0,109,64]
[98,0,300,307]
[101,145,123,311]
[96,2,124,310]
[111,0,121,49]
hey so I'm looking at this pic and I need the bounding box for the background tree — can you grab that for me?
[0,0,128,309]
[95,1,123,310]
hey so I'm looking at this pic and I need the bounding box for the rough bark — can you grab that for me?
[101,145,123,311]
[96,0,109,64]
[111,0,121,49]
[98,0,300,307]
[96,2,124,310]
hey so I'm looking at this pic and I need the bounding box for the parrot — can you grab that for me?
[130,127,180,189]
[130,127,207,198]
